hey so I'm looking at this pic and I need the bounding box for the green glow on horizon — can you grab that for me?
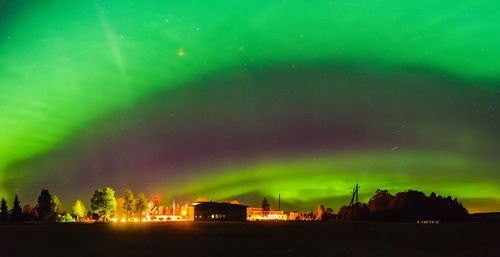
[166,151,500,213]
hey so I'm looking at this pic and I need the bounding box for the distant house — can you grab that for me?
[193,202,247,221]
[247,207,288,220]
[416,220,441,224]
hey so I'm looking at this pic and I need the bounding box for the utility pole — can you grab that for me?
[355,184,359,204]
[349,184,360,207]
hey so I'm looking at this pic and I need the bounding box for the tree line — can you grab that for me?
[1,187,471,223]
[0,187,151,223]
[336,189,469,222]
[0,190,67,223]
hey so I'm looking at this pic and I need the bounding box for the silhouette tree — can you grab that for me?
[11,195,23,223]
[90,187,117,221]
[37,189,54,221]
[337,203,370,221]
[338,189,469,222]
[368,189,394,212]
[123,189,134,221]
[134,193,148,221]
[71,200,86,221]
[368,189,395,220]
[261,198,270,212]
[326,208,334,219]
[0,198,8,222]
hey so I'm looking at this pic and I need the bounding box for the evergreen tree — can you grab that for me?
[37,189,53,221]
[11,195,23,223]
[0,198,8,222]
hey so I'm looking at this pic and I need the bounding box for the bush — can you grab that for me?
[57,213,75,223]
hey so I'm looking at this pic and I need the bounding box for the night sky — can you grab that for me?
[0,0,499,213]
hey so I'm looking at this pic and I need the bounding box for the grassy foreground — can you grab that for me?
[0,222,498,257]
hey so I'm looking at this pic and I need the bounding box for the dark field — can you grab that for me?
[0,222,499,257]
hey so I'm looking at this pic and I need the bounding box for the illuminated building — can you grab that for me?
[144,203,195,221]
[193,202,247,221]
[247,207,288,221]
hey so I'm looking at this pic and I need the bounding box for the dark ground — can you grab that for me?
[0,222,498,257]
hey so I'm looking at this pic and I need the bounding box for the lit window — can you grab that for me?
[211,214,214,219]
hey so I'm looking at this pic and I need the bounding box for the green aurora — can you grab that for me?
[0,0,499,212]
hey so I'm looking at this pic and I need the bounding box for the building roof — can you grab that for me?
[193,201,247,208]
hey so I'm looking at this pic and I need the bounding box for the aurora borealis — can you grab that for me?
[0,0,499,213]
